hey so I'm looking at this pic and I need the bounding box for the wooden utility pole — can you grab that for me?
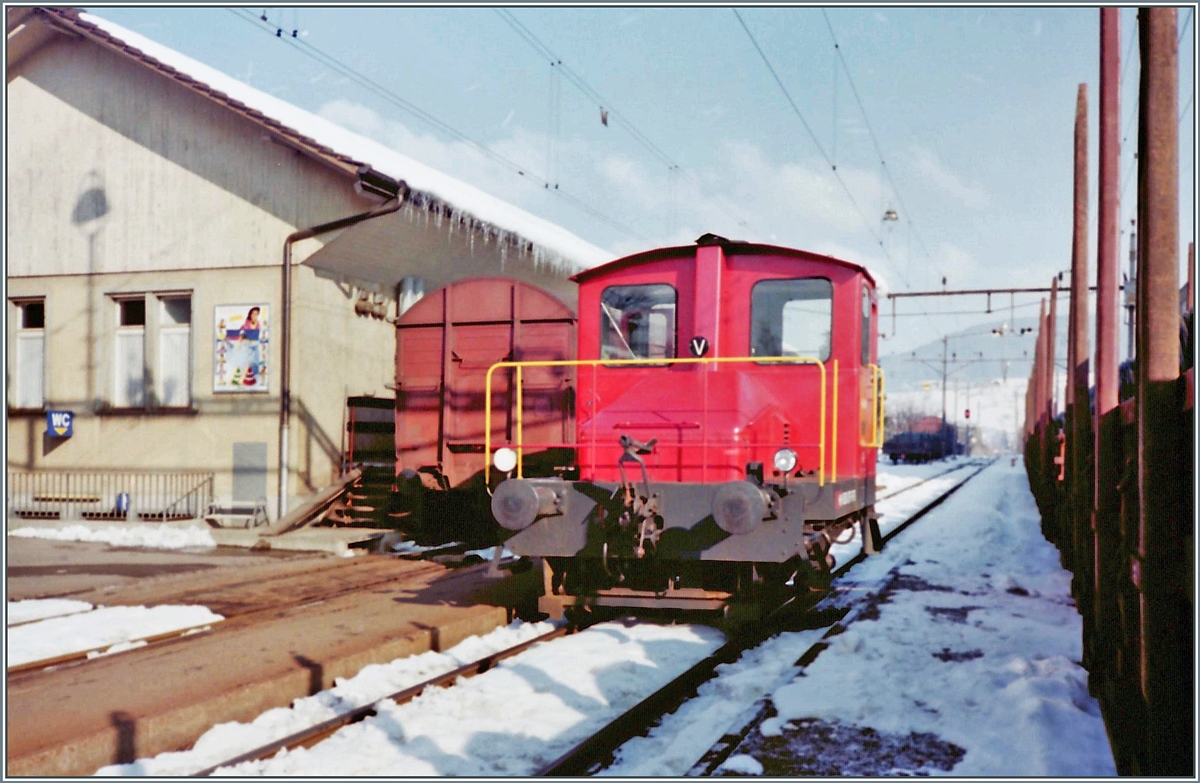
[1135,8,1188,774]
[1092,4,1121,705]
[1046,276,1058,419]
[1068,83,1093,656]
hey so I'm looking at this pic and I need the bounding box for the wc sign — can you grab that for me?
[46,410,74,438]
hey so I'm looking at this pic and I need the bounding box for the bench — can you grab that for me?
[31,494,101,504]
[204,500,268,529]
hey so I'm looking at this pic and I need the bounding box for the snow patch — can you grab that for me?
[718,754,764,775]
[8,605,224,667]
[9,523,217,550]
[8,598,94,625]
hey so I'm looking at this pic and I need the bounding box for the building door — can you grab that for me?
[233,441,267,502]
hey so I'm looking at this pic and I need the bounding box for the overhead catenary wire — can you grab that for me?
[494,9,757,235]
[818,10,965,342]
[818,10,953,297]
[733,10,912,290]
[227,8,646,241]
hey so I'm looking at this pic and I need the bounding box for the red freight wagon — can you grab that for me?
[392,278,575,542]
[486,235,885,620]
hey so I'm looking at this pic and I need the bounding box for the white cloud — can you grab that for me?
[1033,19,1043,37]
[908,146,989,209]
[314,99,916,275]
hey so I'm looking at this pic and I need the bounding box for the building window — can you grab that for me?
[750,277,833,361]
[159,296,192,407]
[600,284,677,361]
[13,299,45,409]
[115,297,146,408]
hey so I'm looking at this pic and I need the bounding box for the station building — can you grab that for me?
[5,7,609,522]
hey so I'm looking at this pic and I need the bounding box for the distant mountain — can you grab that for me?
[880,314,1070,391]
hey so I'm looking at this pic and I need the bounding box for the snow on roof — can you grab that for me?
[78,12,615,271]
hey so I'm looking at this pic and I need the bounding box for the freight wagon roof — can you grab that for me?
[571,237,879,286]
[26,8,614,273]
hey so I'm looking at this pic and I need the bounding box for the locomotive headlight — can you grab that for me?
[493,447,518,473]
[773,448,798,473]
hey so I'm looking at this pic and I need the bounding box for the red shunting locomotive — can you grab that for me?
[486,234,886,620]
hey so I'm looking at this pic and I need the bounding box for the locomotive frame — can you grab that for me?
[482,236,887,621]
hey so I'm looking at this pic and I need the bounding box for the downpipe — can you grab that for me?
[277,172,407,520]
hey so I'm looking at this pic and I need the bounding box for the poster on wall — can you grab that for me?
[214,304,269,393]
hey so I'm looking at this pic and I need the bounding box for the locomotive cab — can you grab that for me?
[487,235,884,621]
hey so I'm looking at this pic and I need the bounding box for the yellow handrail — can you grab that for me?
[875,366,886,448]
[484,355,827,485]
[831,360,839,484]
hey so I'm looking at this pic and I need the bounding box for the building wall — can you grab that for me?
[290,263,397,498]
[6,22,586,520]
[6,30,368,279]
[5,262,398,511]
[5,28,395,518]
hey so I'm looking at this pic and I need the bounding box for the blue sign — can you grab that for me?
[46,410,73,438]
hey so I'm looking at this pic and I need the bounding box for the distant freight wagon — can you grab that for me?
[882,416,962,463]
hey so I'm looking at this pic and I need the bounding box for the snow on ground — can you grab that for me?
[827,457,980,567]
[764,457,1115,776]
[8,523,217,550]
[7,598,94,625]
[602,457,1114,777]
[98,620,725,776]
[7,604,224,668]
[96,621,557,776]
[64,454,1109,777]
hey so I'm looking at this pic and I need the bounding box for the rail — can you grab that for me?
[484,355,828,485]
[541,458,994,777]
[6,471,214,522]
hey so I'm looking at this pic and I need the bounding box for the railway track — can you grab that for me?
[184,458,992,777]
[875,458,980,501]
[190,624,570,776]
[537,457,995,776]
[8,556,451,677]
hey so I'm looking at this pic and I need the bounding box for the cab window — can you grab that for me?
[750,278,832,361]
[600,284,676,360]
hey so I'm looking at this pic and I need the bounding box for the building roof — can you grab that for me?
[10,7,614,271]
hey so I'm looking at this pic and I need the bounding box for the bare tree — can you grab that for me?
[884,399,927,441]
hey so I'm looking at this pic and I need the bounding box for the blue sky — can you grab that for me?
[88,6,1195,358]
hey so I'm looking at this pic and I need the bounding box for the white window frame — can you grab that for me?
[114,296,147,409]
[12,298,46,410]
[157,294,192,408]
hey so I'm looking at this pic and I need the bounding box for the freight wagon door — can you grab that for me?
[394,278,576,488]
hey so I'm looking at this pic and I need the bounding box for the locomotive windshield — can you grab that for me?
[600,284,676,360]
[750,277,833,360]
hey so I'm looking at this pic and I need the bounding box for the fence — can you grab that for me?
[7,471,214,522]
